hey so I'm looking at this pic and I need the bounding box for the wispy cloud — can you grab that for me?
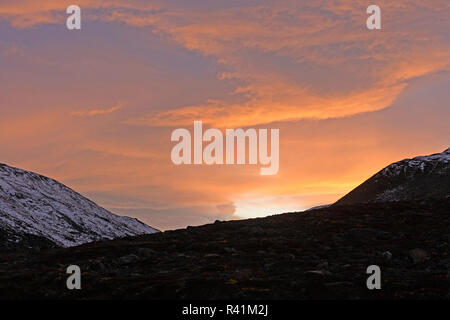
[124,1,450,127]
[71,104,123,117]
[1,0,449,228]
[40,0,447,127]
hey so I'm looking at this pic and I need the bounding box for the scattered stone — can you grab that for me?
[136,247,155,258]
[1,198,449,300]
[324,282,353,287]
[382,251,393,260]
[316,261,329,269]
[119,254,139,265]
[409,249,428,264]
[248,226,264,235]
[304,270,331,276]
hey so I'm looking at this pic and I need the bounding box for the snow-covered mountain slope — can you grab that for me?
[0,163,159,247]
[305,204,331,212]
[336,148,450,205]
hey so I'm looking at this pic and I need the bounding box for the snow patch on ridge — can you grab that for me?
[0,164,158,247]
[378,148,450,178]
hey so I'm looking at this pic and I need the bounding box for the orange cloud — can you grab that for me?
[139,3,450,126]
[129,80,408,128]
[72,103,123,117]
[61,0,448,127]
[1,0,449,229]
[0,0,163,28]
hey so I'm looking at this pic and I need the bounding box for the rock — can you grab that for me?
[382,251,392,260]
[119,254,139,265]
[438,258,450,268]
[304,270,331,276]
[136,247,155,258]
[316,261,329,269]
[224,247,237,253]
[344,228,385,241]
[234,269,252,280]
[91,261,106,271]
[409,249,428,264]
[264,262,275,270]
[324,282,352,287]
[248,226,264,235]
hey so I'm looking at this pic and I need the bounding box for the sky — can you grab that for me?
[0,0,449,230]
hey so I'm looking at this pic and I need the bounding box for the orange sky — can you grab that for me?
[1,1,449,229]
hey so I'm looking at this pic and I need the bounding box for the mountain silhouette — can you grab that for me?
[336,148,450,205]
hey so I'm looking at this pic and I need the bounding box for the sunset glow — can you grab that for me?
[1,0,449,230]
